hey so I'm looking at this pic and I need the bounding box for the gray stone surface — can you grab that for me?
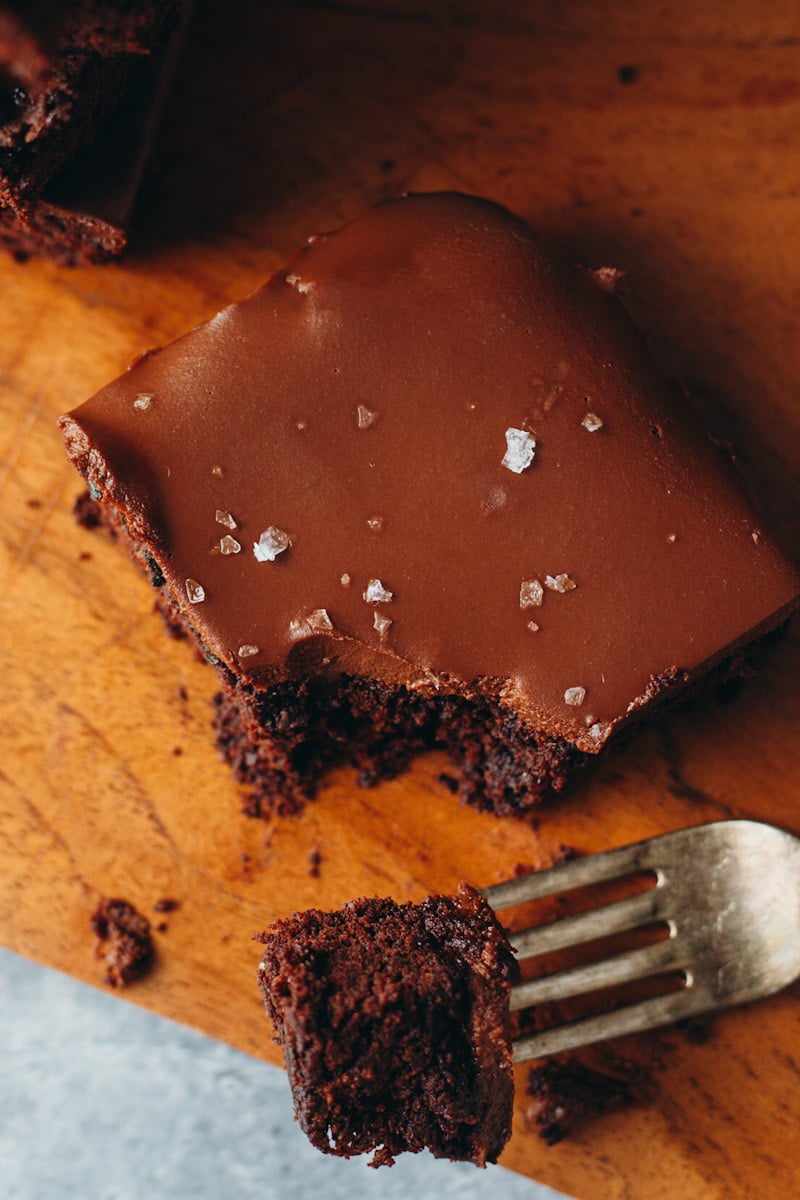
[1,948,572,1200]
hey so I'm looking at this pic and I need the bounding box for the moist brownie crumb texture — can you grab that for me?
[256,884,520,1167]
[59,193,800,817]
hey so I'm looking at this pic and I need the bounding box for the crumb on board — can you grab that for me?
[525,1057,646,1145]
[73,490,103,529]
[90,897,154,988]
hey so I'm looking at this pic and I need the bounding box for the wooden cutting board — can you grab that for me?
[2,2,799,1197]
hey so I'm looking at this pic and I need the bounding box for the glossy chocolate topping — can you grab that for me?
[60,193,800,750]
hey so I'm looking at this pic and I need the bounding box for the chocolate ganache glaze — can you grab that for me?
[60,193,800,756]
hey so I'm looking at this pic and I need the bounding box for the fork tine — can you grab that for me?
[510,935,686,1011]
[511,886,666,959]
[512,984,710,1062]
[481,840,653,911]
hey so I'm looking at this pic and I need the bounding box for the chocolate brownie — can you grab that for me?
[59,193,800,816]
[256,884,519,1167]
[0,0,183,262]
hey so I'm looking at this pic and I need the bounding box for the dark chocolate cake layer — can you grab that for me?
[214,676,588,818]
[60,193,800,813]
[256,884,519,1167]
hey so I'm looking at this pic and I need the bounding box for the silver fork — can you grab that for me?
[481,820,800,1063]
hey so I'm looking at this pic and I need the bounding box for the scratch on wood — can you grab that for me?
[5,475,74,585]
[0,778,84,890]
[0,391,45,500]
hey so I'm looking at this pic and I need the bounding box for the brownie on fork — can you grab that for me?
[256,883,520,1167]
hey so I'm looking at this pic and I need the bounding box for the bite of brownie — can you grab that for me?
[255,883,520,1167]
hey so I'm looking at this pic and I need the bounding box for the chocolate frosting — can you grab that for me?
[60,193,800,751]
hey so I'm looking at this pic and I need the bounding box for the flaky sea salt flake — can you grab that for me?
[289,608,334,640]
[340,573,351,587]
[286,273,313,294]
[520,579,544,608]
[216,510,237,529]
[502,427,536,473]
[238,644,259,658]
[564,686,586,707]
[581,412,604,432]
[219,535,241,555]
[373,612,392,636]
[588,721,612,743]
[306,609,334,634]
[133,393,153,411]
[185,578,205,604]
[527,621,540,633]
[254,526,291,562]
[545,573,576,593]
[364,578,393,604]
[367,516,384,532]
[357,405,379,429]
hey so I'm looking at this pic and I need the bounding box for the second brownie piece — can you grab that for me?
[0,0,179,216]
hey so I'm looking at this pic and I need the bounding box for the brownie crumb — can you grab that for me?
[153,897,179,913]
[525,1058,645,1145]
[307,846,322,877]
[90,897,154,987]
[73,489,103,529]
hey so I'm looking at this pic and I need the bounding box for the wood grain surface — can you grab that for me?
[2,3,800,1197]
